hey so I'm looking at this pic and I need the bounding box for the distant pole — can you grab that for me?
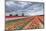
[22,13,24,16]
[22,11,24,16]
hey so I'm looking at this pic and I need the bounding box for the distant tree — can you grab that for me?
[40,15,44,16]
[9,14,12,16]
[15,14,18,16]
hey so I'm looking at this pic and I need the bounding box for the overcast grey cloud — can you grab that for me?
[5,1,44,16]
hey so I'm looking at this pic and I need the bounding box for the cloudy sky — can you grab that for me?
[5,0,44,16]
